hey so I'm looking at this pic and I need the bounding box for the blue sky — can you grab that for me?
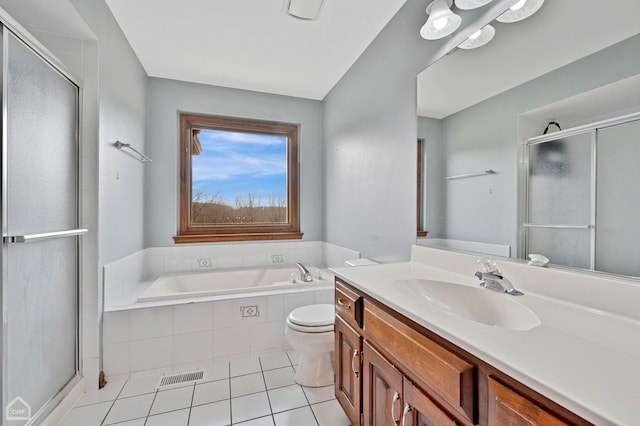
[192,129,287,206]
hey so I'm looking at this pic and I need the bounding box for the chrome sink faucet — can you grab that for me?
[296,262,313,282]
[475,258,523,296]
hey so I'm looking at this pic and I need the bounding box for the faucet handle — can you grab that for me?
[477,257,499,273]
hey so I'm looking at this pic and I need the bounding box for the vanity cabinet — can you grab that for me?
[335,315,362,426]
[335,280,364,426]
[334,278,591,426]
[487,377,570,426]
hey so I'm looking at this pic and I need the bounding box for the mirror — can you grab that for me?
[416,0,640,278]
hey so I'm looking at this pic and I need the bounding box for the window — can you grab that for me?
[174,113,302,243]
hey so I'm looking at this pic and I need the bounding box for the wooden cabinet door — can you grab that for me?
[402,377,458,426]
[488,377,571,426]
[335,315,362,426]
[362,341,403,425]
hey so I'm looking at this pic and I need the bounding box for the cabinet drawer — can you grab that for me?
[488,377,571,426]
[363,300,476,423]
[335,279,363,330]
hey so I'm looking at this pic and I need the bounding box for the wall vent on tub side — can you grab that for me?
[158,370,205,388]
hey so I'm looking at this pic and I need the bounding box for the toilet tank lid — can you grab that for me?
[344,258,378,266]
[288,304,335,327]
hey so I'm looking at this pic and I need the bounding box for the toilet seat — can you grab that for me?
[286,304,334,333]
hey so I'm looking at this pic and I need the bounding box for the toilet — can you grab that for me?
[284,303,335,387]
[285,258,378,387]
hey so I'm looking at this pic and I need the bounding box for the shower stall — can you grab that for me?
[520,112,640,278]
[1,16,83,426]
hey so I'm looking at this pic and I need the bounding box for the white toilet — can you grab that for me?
[284,303,335,387]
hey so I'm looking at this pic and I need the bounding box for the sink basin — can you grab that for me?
[394,279,541,331]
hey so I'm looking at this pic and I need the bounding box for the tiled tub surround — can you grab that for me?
[104,241,357,308]
[331,245,640,425]
[103,241,359,380]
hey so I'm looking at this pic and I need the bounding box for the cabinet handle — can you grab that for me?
[391,392,401,424]
[401,403,411,426]
[351,350,360,377]
[337,298,351,309]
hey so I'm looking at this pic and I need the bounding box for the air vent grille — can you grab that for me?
[158,371,205,388]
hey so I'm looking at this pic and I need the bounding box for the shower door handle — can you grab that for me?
[3,228,88,244]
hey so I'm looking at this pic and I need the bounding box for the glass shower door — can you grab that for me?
[2,28,82,424]
[524,132,595,269]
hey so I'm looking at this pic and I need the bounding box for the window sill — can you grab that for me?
[173,232,304,244]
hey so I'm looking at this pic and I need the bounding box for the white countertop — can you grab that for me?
[331,250,640,426]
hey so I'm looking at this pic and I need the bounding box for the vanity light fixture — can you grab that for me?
[496,0,544,23]
[454,0,493,10]
[458,24,495,49]
[420,0,462,40]
[285,0,326,20]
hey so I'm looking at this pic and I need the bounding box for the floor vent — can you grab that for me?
[158,371,205,388]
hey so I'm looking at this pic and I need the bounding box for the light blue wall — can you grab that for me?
[417,116,445,238]
[323,0,515,262]
[436,34,640,253]
[70,0,148,266]
[144,78,324,247]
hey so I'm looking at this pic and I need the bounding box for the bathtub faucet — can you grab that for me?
[296,262,313,282]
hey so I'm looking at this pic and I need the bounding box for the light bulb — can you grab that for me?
[510,0,526,11]
[469,29,482,40]
[433,17,448,30]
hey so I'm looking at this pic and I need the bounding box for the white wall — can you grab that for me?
[323,0,514,262]
[144,78,324,247]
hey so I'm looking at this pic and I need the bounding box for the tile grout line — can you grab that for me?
[258,355,276,425]
[99,379,129,426]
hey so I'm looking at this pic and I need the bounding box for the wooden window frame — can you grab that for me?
[174,113,303,243]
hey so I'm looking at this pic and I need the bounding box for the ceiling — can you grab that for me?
[417,0,640,119]
[105,0,406,100]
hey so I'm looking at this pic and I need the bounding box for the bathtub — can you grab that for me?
[138,265,332,302]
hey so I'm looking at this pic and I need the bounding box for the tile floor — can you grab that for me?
[59,351,351,426]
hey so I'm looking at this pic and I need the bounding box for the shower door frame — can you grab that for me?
[0,10,85,425]
[518,110,640,273]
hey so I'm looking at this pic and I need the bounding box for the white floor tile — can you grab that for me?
[285,351,299,366]
[105,420,145,426]
[311,399,350,426]
[263,367,295,390]
[230,373,265,397]
[234,415,274,425]
[273,406,318,426]
[119,375,161,398]
[259,353,291,371]
[231,392,271,423]
[103,393,154,425]
[230,356,261,377]
[302,385,335,405]
[203,360,230,381]
[267,385,308,414]
[74,380,125,407]
[150,385,194,415]
[145,408,190,426]
[59,401,112,426]
[193,379,230,406]
[188,400,231,426]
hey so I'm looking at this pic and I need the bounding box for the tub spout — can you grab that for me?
[296,262,313,282]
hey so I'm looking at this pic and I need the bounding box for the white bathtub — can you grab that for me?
[138,265,332,302]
